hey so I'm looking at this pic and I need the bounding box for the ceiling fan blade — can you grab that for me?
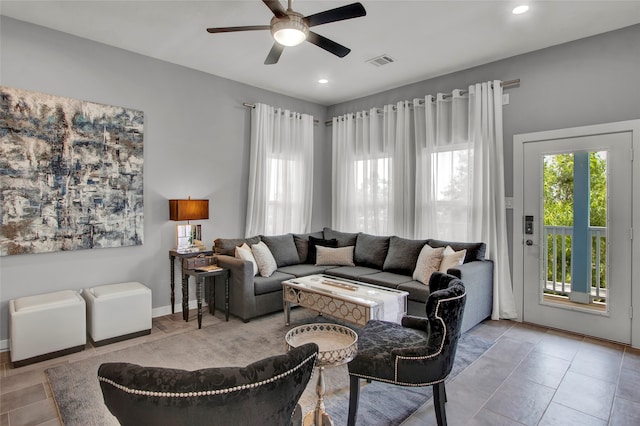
[207,25,270,33]
[262,0,287,18]
[305,2,366,27]
[306,31,350,58]
[265,42,285,65]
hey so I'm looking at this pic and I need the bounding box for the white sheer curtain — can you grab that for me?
[332,102,414,236]
[413,81,517,320]
[245,103,314,236]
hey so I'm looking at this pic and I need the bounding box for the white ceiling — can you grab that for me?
[2,1,640,106]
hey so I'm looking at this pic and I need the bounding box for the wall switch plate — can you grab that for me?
[502,93,510,105]
[505,197,514,209]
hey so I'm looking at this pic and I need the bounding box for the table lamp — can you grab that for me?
[169,198,209,253]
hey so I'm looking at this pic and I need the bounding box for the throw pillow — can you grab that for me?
[315,246,355,266]
[322,227,358,247]
[251,241,278,277]
[260,234,300,267]
[354,233,390,269]
[413,245,445,285]
[439,246,467,273]
[293,232,323,263]
[383,236,428,275]
[235,243,258,276]
[306,236,338,264]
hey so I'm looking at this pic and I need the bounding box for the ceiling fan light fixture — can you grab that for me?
[271,14,308,46]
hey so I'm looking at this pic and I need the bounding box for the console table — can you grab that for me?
[182,267,230,329]
[169,250,213,318]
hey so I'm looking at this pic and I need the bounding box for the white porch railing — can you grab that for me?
[542,225,607,302]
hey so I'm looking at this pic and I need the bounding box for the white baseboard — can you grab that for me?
[0,301,206,353]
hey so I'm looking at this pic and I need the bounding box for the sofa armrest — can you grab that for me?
[214,254,257,321]
[446,260,494,333]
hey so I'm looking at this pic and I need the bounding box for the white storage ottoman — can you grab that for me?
[9,290,86,367]
[83,281,152,346]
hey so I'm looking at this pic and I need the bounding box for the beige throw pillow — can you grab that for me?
[315,245,355,266]
[235,243,258,276]
[439,245,467,272]
[413,245,445,285]
[251,241,278,277]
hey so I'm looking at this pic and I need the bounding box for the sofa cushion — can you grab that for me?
[251,241,278,277]
[260,234,300,267]
[354,233,390,269]
[278,264,334,277]
[397,280,431,304]
[306,236,338,264]
[254,271,295,295]
[324,265,380,280]
[426,239,486,262]
[357,272,413,290]
[293,232,323,263]
[383,236,428,275]
[316,246,355,266]
[214,236,261,256]
[323,227,358,247]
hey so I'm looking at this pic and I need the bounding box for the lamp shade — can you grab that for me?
[169,199,209,221]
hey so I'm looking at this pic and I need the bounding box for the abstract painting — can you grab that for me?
[0,86,144,256]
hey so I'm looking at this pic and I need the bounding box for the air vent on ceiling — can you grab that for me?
[367,54,395,67]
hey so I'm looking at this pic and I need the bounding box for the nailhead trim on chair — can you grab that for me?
[393,291,466,384]
[98,352,317,398]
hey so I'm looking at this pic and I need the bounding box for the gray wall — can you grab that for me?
[0,17,330,344]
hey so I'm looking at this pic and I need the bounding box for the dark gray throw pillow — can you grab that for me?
[260,234,300,267]
[323,227,358,247]
[354,233,390,269]
[426,239,486,263]
[293,232,324,263]
[307,236,338,264]
[383,236,428,276]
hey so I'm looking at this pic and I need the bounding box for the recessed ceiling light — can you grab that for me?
[318,79,329,84]
[512,5,529,15]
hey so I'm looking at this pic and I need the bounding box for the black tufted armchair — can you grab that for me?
[347,272,467,426]
[98,343,318,426]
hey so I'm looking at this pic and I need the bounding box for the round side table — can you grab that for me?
[285,323,358,426]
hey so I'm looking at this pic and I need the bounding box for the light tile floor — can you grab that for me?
[1,311,639,426]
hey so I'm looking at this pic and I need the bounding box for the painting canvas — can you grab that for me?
[0,86,144,256]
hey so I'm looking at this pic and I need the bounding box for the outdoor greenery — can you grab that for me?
[543,152,607,299]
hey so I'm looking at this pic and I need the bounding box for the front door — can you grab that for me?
[521,132,632,344]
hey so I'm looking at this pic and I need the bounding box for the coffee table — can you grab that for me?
[282,274,408,327]
[285,323,358,426]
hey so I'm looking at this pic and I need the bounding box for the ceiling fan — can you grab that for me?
[206,0,366,65]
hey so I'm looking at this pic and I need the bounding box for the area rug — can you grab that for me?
[46,309,493,425]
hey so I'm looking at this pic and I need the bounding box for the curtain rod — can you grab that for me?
[244,79,520,127]
[242,103,319,125]
[326,78,520,125]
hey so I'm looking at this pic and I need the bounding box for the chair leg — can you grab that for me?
[433,382,447,426]
[347,375,360,426]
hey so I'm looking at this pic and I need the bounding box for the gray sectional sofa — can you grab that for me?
[212,227,493,333]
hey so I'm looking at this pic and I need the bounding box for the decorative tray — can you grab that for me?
[285,323,358,366]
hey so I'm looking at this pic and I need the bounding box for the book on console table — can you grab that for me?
[195,265,222,273]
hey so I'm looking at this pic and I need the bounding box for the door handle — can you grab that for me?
[525,239,538,246]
